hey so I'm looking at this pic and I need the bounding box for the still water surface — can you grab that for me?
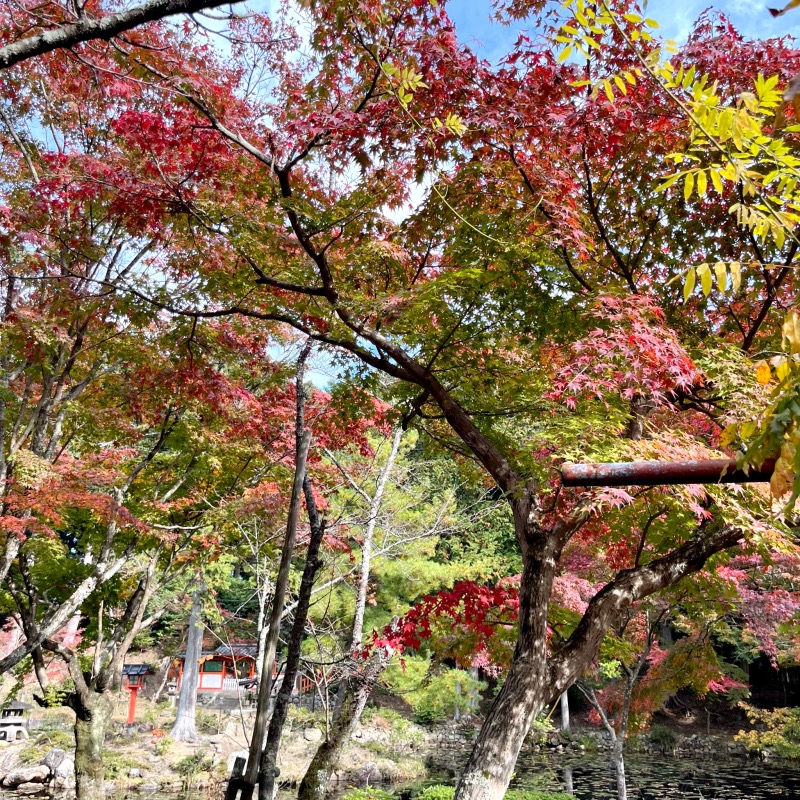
[510,753,800,799]
[1,755,798,799]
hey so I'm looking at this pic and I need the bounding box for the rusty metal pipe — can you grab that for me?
[561,458,776,488]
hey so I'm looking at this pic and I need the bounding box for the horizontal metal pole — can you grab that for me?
[561,458,776,488]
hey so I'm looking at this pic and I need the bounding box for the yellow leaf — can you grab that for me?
[696,170,708,196]
[697,262,712,296]
[730,261,742,293]
[756,362,772,385]
[769,0,800,18]
[783,310,800,354]
[683,267,696,301]
[710,168,724,194]
[684,171,695,200]
[714,261,727,292]
[719,425,738,447]
[776,359,792,382]
[740,421,757,439]
[771,458,792,499]
[603,80,614,102]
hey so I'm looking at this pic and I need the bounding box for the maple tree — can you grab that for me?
[2,1,800,799]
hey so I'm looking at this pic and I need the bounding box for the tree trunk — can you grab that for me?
[297,660,383,800]
[295,429,401,800]
[171,582,204,742]
[562,765,574,796]
[73,690,113,800]
[237,343,315,800]
[454,532,557,800]
[560,691,570,734]
[351,427,402,646]
[611,738,627,800]
[259,474,325,800]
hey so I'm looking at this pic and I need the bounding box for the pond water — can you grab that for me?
[0,755,797,799]
[510,753,800,799]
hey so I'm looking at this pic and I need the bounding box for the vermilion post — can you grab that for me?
[127,686,139,725]
[561,458,776,487]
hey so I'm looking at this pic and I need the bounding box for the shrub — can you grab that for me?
[104,750,142,779]
[415,787,572,800]
[383,658,486,725]
[18,729,75,764]
[153,734,174,756]
[175,749,215,789]
[341,788,395,800]
[195,708,220,733]
[648,724,677,752]
[527,714,554,745]
[736,703,800,759]
[417,786,455,800]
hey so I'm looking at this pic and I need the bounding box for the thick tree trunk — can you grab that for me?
[73,691,113,800]
[171,582,204,742]
[454,531,558,800]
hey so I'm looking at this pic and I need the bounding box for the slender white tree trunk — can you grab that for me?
[560,691,570,734]
[351,427,402,647]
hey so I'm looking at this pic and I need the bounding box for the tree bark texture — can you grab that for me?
[0,0,246,70]
[170,582,204,742]
[297,658,384,800]
[454,532,558,800]
[560,691,570,734]
[73,691,113,800]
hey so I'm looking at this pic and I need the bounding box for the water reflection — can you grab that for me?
[2,755,797,800]
[512,753,800,799]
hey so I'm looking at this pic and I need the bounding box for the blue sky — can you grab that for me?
[446,0,800,64]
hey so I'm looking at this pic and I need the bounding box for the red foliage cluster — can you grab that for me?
[549,296,701,410]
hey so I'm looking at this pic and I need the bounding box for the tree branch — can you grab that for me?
[0,0,245,70]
